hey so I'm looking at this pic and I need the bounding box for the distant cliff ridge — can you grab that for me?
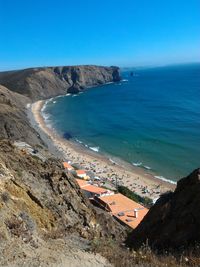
[0,65,120,143]
[0,65,121,100]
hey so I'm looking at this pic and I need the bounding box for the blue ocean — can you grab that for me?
[44,64,200,182]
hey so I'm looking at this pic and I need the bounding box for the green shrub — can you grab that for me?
[118,185,153,208]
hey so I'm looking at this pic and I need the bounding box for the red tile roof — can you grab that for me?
[98,193,148,229]
[76,170,86,175]
[76,179,89,188]
[82,184,108,195]
[63,162,73,169]
[76,179,111,196]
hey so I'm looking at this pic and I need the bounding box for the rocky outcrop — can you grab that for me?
[127,169,200,250]
[0,140,125,239]
[0,140,125,266]
[0,85,42,145]
[0,65,121,100]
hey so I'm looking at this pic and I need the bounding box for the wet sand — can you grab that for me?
[30,100,176,201]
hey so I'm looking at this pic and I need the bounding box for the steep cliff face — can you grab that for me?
[0,85,42,145]
[0,140,124,266]
[127,168,200,250]
[0,65,120,100]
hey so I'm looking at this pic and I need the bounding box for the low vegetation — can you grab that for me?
[91,238,200,267]
[118,185,153,208]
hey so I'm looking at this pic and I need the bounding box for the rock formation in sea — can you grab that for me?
[127,168,200,250]
[0,65,121,100]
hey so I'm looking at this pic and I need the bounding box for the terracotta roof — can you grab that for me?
[98,193,148,229]
[76,179,109,195]
[76,170,86,175]
[114,208,148,229]
[63,162,73,169]
[76,179,89,188]
[82,184,108,195]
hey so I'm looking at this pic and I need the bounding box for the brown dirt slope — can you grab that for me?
[0,140,125,266]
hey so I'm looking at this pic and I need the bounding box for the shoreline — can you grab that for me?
[29,99,176,201]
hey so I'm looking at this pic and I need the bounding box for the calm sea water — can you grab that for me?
[44,64,200,182]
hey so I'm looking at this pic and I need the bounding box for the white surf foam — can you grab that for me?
[143,165,151,170]
[56,95,65,99]
[105,82,114,85]
[132,162,142,167]
[89,146,99,152]
[40,99,53,129]
[109,158,119,165]
[75,139,83,144]
[154,175,177,185]
[109,158,115,164]
[41,101,48,113]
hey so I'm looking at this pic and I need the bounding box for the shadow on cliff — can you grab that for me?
[126,168,200,251]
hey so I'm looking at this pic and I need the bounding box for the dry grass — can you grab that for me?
[90,238,200,267]
[1,191,10,203]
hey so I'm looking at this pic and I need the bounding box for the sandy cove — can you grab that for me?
[30,100,175,201]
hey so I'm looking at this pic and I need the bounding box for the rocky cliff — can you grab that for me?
[0,85,41,145]
[0,65,120,144]
[127,168,200,250]
[0,140,125,266]
[0,65,120,100]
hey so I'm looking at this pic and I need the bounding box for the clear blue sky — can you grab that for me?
[0,0,200,70]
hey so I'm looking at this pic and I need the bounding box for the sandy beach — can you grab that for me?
[30,100,176,201]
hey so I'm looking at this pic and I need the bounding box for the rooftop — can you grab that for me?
[63,162,73,169]
[98,193,148,229]
[76,170,86,175]
[82,184,108,195]
[76,179,89,188]
[76,179,113,196]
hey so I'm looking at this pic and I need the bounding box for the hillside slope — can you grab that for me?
[0,85,41,145]
[0,140,124,266]
[127,168,200,250]
[0,65,120,100]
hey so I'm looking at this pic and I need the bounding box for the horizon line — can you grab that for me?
[0,61,200,72]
